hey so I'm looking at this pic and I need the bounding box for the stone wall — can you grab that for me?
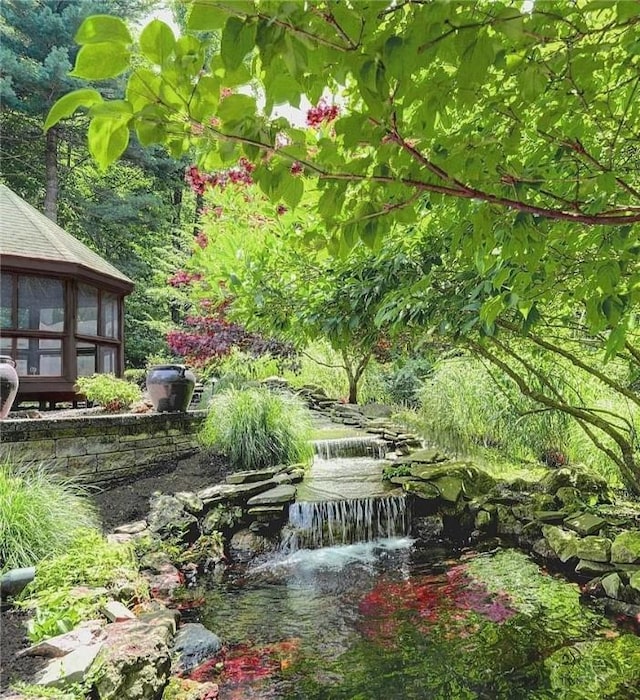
[0,411,207,482]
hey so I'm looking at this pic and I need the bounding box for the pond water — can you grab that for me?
[184,439,640,699]
[186,540,640,700]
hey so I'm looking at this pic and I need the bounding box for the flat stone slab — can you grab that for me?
[197,480,276,503]
[563,513,606,536]
[247,484,297,506]
[226,468,282,484]
[36,642,103,687]
[18,620,104,659]
[113,521,147,535]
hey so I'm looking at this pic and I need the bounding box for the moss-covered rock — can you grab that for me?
[563,513,606,537]
[611,531,640,564]
[575,536,611,563]
[542,525,579,563]
[540,465,610,502]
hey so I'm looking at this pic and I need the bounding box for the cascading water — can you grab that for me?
[281,494,410,552]
[313,436,387,459]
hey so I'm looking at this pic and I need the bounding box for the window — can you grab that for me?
[101,293,118,339]
[77,284,98,335]
[101,346,117,374]
[15,338,62,376]
[1,274,13,329]
[18,276,64,332]
[76,342,96,377]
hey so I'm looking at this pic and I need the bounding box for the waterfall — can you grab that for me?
[313,436,387,460]
[281,495,410,552]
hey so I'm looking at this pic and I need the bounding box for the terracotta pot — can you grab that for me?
[146,364,196,413]
[0,355,19,420]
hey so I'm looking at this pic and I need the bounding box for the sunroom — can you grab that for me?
[0,184,134,407]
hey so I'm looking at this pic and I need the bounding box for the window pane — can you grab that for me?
[77,342,96,377]
[15,337,62,376]
[100,346,117,374]
[77,284,98,335]
[101,293,118,338]
[18,277,64,331]
[0,337,12,356]
[1,274,13,329]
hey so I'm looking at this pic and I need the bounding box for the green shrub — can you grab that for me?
[0,461,100,573]
[201,387,313,469]
[19,530,146,641]
[75,373,142,411]
[123,368,147,388]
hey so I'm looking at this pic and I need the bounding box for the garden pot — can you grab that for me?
[0,355,19,420]
[146,364,196,413]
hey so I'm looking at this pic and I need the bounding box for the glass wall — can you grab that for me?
[0,272,124,382]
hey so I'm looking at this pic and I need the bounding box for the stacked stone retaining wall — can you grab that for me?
[0,411,207,482]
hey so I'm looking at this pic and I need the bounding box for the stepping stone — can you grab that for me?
[226,468,282,484]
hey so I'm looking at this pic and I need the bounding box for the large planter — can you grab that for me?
[146,364,196,413]
[0,355,19,420]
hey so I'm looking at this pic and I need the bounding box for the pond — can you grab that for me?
[184,539,640,700]
[179,434,640,699]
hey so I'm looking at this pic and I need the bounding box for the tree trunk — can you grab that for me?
[43,127,58,223]
[348,374,358,404]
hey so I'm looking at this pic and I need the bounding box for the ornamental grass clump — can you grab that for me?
[0,460,100,572]
[201,387,313,470]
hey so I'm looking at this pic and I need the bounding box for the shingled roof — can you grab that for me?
[0,184,133,288]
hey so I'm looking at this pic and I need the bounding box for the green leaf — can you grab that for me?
[75,14,132,45]
[190,76,220,122]
[221,17,257,71]
[139,20,176,66]
[188,0,228,30]
[44,89,103,131]
[217,94,256,124]
[126,69,161,111]
[134,106,166,146]
[281,176,304,210]
[71,42,131,80]
[88,117,130,170]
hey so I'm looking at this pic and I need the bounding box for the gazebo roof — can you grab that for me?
[0,184,133,289]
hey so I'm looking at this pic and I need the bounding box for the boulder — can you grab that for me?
[540,465,610,501]
[91,618,173,700]
[575,536,611,563]
[433,476,462,503]
[629,571,640,595]
[175,492,205,515]
[611,531,640,564]
[542,525,579,563]
[171,623,222,676]
[201,504,243,534]
[229,529,273,562]
[602,572,623,599]
[148,495,199,544]
[403,480,440,501]
[575,559,615,576]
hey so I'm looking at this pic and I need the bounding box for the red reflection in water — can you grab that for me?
[358,563,516,644]
[189,639,301,691]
